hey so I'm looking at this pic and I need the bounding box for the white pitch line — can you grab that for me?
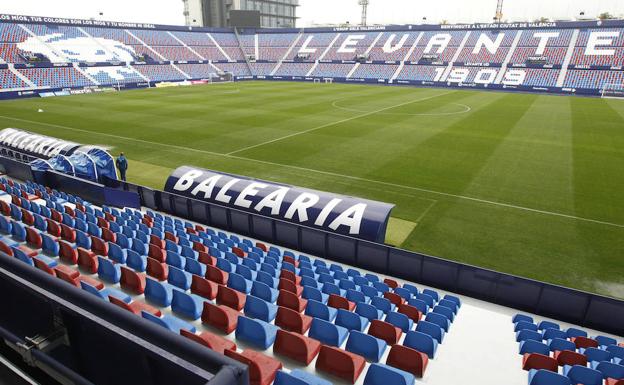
[0,114,623,230]
[225,90,455,155]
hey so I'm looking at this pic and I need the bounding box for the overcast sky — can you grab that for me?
[1,0,623,27]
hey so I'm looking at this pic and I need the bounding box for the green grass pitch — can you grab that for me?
[0,81,622,298]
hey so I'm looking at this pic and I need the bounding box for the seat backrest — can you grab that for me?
[345,330,387,362]
[595,361,624,380]
[306,299,332,320]
[404,331,437,358]
[416,320,443,343]
[567,365,603,385]
[336,309,366,332]
[356,302,382,321]
[566,327,588,338]
[386,311,413,333]
[520,340,550,356]
[529,369,571,385]
[549,338,576,352]
[538,320,560,331]
[363,363,415,385]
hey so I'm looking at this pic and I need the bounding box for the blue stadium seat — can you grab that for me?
[274,369,332,385]
[432,305,455,322]
[80,281,131,303]
[438,299,458,314]
[228,272,252,294]
[385,311,414,333]
[108,243,127,264]
[302,286,328,303]
[566,328,588,339]
[543,328,567,341]
[171,290,204,320]
[422,289,439,302]
[563,365,603,385]
[404,331,437,359]
[41,234,59,256]
[416,320,444,343]
[584,348,612,367]
[517,329,544,343]
[356,302,384,321]
[145,277,175,307]
[371,296,395,314]
[12,247,34,266]
[595,335,617,348]
[549,338,576,352]
[244,295,278,322]
[309,318,348,347]
[393,287,412,301]
[305,300,337,322]
[127,250,147,272]
[141,311,196,334]
[335,309,369,332]
[407,298,428,314]
[251,281,279,303]
[168,266,192,290]
[166,251,186,269]
[185,257,206,276]
[345,331,387,362]
[519,340,550,356]
[76,231,91,249]
[538,320,560,331]
[97,256,121,283]
[235,315,278,349]
[363,363,415,385]
[528,369,571,385]
[515,321,538,332]
[425,312,450,332]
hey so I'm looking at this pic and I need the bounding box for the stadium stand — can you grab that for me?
[512,313,624,385]
[0,17,623,96]
[133,64,187,82]
[0,174,470,385]
[0,68,29,89]
[17,66,93,88]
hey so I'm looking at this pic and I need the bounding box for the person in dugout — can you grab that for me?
[116,152,128,181]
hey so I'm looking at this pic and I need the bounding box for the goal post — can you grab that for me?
[601,83,624,99]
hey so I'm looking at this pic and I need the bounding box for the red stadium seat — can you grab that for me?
[55,268,81,287]
[277,290,307,313]
[554,350,587,367]
[205,264,228,285]
[146,258,168,281]
[18,245,38,257]
[397,303,423,322]
[571,336,599,350]
[149,235,165,249]
[522,353,558,372]
[64,206,75,217]
[255,242,268,252]
[79,276,105,290]
[60,224,76,243]
[193,242,207,253]
[327,294,355,311]
[101,228,116,243]
[386,344,429,378]
[202,302,240,334]
[21,209,34,226]
[224,349,282,385]
[98,216,110,228]
[120,266,146,294]
[77,248,98,273]
[54,265,79,279]
[384,278,399,289]
[274,329,321,365]
[164,231,177,243]
[383,291,404,307]
[46,219,61,237]
[607,380,624,385]
[279,269,301,285]
[108,296,161,316]
[231,247,245,258]
[180,329,237,354]
[275,306,313,334]
[283,256,298,267]
[217,285,246,310]
[191,275,218,300]
[33,257,55,276]
[59,240,78,264]
[91,236,108,256]
[368,319,402,345]
[50,209,63,223]
[26,227,42,249]
[316,345,366,383]
[148,244,165,262]
[198,252,216,266]
[278,278,303,296]
[0,240,12,256]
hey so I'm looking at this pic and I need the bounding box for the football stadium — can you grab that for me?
[0,0,623,384]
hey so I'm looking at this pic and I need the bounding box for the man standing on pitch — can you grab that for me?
[116,152,128,182]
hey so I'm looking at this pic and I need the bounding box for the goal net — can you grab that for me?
[601,83,624,99]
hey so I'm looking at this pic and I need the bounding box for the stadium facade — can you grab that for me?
[0,14,623,98]
[183,0,299,28]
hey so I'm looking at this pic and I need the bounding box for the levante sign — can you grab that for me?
[165,166,395,243]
